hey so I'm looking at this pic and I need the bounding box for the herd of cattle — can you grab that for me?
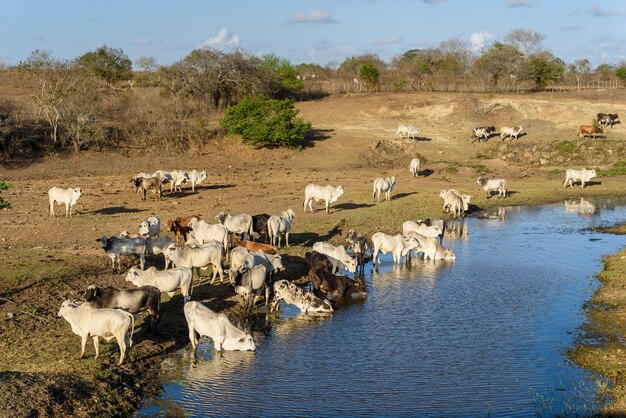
[51,111,619,364]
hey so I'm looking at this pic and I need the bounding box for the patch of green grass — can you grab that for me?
[547,168,560,175]
[443,162,460,174]
[471,164,491,175]
[598,161,626,177]
[556,140,577,157]
[475,152,492,160]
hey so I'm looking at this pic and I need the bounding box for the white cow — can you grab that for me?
[303,184,344,214]
[231,264,270,310]
[563,168,597,189]
[477,177,507,198]
[372,176,396,203]
[408,232,456,261]
[229,247,284,284]
[139,216,161,238]
[48,187,82,217]
[270,280,333,314]
[57,300,134,365]
[145,236,175,269]
[155,170,190,192]
[267,209,295,247]
[312,242,357,273]
[125,266,193,303]
[439,189,470,218]
[402,221,442,239]
[409,158,420,177]
[499,125,523,141]
[188,170,208,192]
[395,124,420,140]
[184,301,256,352]
[188,218,229,249]
[216,212,254,241]
[371,232,419,267]
[166,242,225,284]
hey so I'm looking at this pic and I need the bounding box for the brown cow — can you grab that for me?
[308,267,367,300]
[233,238,278,254]
[578,125,603,139]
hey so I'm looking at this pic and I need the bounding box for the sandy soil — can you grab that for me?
[1,91,626,416]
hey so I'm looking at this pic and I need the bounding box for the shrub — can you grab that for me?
[0,181,12,209]
[598,162,626,177]
[471,164,491,175]
[556,140,576,157]
[220,96,311,148]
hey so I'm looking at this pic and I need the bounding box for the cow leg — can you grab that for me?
[65,203,70,217]
[188,326,198,351]
[80,334,88,359]
[325,200,330,214]
[117,333,127,365]
[139,255,145,270]
[286,232,289,247]
[92,336,100,360]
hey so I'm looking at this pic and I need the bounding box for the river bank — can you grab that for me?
[1,91,626,416]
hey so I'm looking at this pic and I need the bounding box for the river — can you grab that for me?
[137,197,626,417]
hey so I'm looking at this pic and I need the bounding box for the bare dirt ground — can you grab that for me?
[1,90,626,416]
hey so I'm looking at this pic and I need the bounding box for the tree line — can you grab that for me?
[1,29,625,155]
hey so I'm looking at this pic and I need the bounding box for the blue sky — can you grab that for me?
[1,0,625,69]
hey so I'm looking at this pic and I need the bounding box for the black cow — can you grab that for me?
[597,113,620,128]
[252,213,272,243]
[84,285,161,331]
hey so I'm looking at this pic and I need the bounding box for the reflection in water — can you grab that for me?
[444,220,470,240]
[138,199,626,417]
[564,198,596,216]
[477,206,508,221]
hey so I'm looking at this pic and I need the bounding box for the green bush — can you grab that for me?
[598,161,626,177]
[0,181,12,209]
[220,96,311,149]
[556,140,576,157]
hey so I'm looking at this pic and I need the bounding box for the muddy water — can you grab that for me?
[137,198,626,417]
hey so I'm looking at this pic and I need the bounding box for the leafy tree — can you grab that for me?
[77,45,132,85]
[261,54,304,98]
[338,54,385,78]
[392,48,441,90]
[615,65,626,84]
[220,96,311,148]
[523,52,565,89]
[359,63,380,90]
[473,42,524,89]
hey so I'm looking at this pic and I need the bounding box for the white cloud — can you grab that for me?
[201,28,240,49]
[292,10,336,23]
[135,37,155,46]
[506,0,534,7]
[374,35,402,46]
[470,31,493,52]
[588,6,626,17]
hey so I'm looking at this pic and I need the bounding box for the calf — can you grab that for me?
[371,232,419,267]
[233,238,278,254]
[345,230,369,274]
[597,113,620,128]
[312,242,357,273]
[309,268,367,300]
[270,280,333,314]
[578,125,603,139]
[57,300,134,365]
[166,242,225,284]
[96,235,147,272]
[231,265,271,310]
[252,213,272,243]
[303,184,344,214]
[563,168,597,189]
[134,176,161,200]
[499,125,523,141]
[477,177,507,198]
[184,301,256,352]
[267,209,295,247]
[126,266,193,303]
[166,219,192,244]
[372,176,396,203]
[84,284,161,331]
[409,158,421,177]
[48,187,82,217]
[471,126,496,142]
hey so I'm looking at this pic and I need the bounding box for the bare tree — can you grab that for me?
[136,56,157,72]
[18,50,82,144]
[504,29,545,57]
[569,59,591,90]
